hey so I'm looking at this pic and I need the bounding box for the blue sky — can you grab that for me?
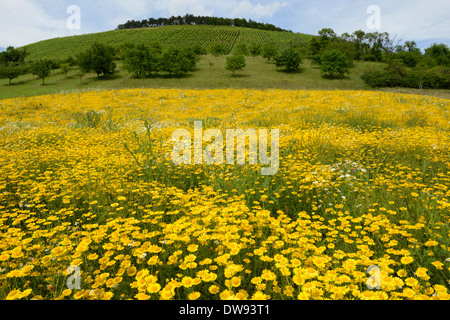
[0,0,449,52]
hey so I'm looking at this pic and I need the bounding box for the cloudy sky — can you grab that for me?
[0,0,449,52]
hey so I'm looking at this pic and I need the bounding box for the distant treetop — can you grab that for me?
[117,14,291,32]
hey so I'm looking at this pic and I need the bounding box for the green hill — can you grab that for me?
[22,25,313,61]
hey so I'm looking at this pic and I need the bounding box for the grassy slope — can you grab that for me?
[22,25,313,61]
[2,55,449,100]
[2,25,447,100]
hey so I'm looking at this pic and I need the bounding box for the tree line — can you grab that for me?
[219,40,349,78]
[117,14,290,32]
[303,28,450,86]
[0,42,203,85]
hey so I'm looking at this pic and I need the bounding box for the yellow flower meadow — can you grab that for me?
[0,89,449,300]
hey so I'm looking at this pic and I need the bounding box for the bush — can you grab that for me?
[77,43,116,78]
[320,49,349,79]
[427,66,450,89]
[392,51,420,68]
[274,47,302,73]
[386,59,407,77]
[361,70,400,88]
[209,43,226,57]
[249,43,262,57]
[31,60,53,85]
[0,64,27,85]
[225,54,246,77]
[361,66,450,89]
[262,42,278,61]
[424,43,450,67]
[323,40,356,67]
[122,43,199,78]
[192,44,207,56]
[123,44,160,78]
[159,47,194,77]
[233,42,249,56]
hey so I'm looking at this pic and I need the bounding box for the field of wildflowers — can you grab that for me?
[0,88,449,300]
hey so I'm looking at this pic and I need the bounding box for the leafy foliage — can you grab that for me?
[22,25,312,61]
[320,50,350,79]
[60,63,71,78]
[232,42,249,56]
[122,43,199,78]
[31,59,53,85]
[159,47,194,77]
[361,66,450,89]
[248,43,262,57]
[0,64,27,85]
[225,54,246,77]
[77,43,116,78]
[0,47,28,66]
[209,42,227,57]
[117,14,290,32]
[122,44,161,78]
[424,43,450,67]
[274,47,303,73]
[262,42,278,61]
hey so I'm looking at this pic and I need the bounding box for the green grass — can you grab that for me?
[3,25,447,100]
[2,55,449,101]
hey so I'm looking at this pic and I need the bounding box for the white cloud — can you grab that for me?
[380,0,450,43]
[99,0,151,21]
[230,1,288,19]
[0,0,76,47]
[149,0,287,19]
[0,0,448,49]
[152,0,213,17]
[284,0,450,49]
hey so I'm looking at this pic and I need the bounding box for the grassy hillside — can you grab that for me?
[3,25,447,100]
[22,25,313,61]
[2,55,449,101]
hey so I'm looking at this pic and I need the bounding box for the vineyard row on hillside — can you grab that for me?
[23,25,313,61]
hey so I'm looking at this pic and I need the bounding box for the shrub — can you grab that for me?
[209,43,226,57]
[361,67,450,89]
[225,54,246,77]
[320,50,349,79]
[262,42,278,61]
[392,51,420,68]
[233,42,249,56]
[31,60,53,85]
[77,43,116,78]
[274,47,302,73]
[361,70,400,88]
[386,58,407,77]
[0,64,27,85]
[249,43,262,57]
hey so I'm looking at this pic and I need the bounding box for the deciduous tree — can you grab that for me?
[225,54,246,77]
[274,47,302,73]
[320,50,350,79]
